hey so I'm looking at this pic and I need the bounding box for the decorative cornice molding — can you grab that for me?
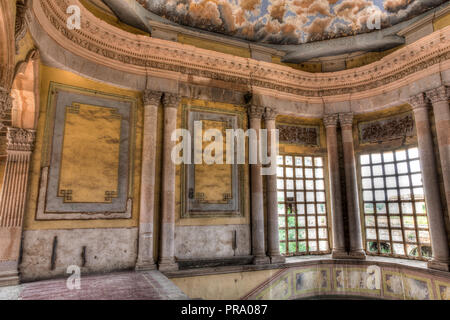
[426,86,449,104]
[408,93,429,111]
[339,113,354,127]
[143,90,163,106]
[264,107,277,121]
[6,127,36,152]
[162,93,181,109]
[31,0,450,101]
[323,114,339,128]
[248,105,265,120]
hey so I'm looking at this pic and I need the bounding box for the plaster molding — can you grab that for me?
[30,0,450,103]
[323,114,339,128]
[142,90,163,106]
[426,86,449,104]
[6,127,35,152]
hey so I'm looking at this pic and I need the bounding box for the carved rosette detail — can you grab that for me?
[248,105,265,120]
[7,127,36,152]
[408,93,429,111]
[162,93,181,109]
[339,113,354,127]
[143,90,163,106]
[0,87,13,119]
[323,114,339,128]
[426,86,449,104]
[264,107,277,121]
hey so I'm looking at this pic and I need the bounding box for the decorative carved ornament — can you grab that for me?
[426,86,449,104]
[162,93,181,109]
[143,90,163,106]
[7,127,36,152]
[408,93,428,110]
[339,113,354,127]
[277,124,319,146]
[0,87,12,119]
[248,105,265,120]
[264,107,277,121]
[359,113,415,144]
[31,0,450,100]
[323,114,339,128]
[15,1,28,53]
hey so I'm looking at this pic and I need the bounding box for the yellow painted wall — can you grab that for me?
[172,269,282,300]
[23,65,143,230]
[434,12,450,30]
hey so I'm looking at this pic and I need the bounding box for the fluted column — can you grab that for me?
[324,114,347,259]
[409,93,449,271]
[339,113,365,259]
[264,107,285,264]
[136,90,163,271]
[158,93,180,272]
[426,86,450,215]
[249,105,270,265]
[0,127,36,286]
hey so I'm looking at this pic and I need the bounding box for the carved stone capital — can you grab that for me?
[264,107,277,121]
[143,90,163,106]
[339,112,354,127]
[323,114,339,128]
[408,93,429,111]
[248,105,265,120]
[162,93,181,109]
[0,87,12,118]
[426,86,449,104]
[7,127,36,152]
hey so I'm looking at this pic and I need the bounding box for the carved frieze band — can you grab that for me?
[359,113,415,144]
[6,127,36,152]
[143,90,163,106]
[34,0,450,99]
[277,124,319,147]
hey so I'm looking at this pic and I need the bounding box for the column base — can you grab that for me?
[158,259,179,272]
[332,250,350,259]
[347,250,366,260]
[269,255,286,264]
[0,270,20,287]
[136,260,158,271]
[253,255,271,265]
[428,259,450,272]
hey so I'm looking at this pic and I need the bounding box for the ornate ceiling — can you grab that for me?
[136,0,446,44]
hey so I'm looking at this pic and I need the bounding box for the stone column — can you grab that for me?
[248,105,270,265]
[339,113,366,259]
[324,114,347,259]
[409,93,449,271]
[426,86,450,216]
[136,90,163,271]
[158,93,180,272]
[264,107,285,264]
[0,127,36,286]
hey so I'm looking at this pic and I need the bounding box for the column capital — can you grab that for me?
[162,93,181,109]
[248,105,265,119]
[264,107,277,121]
[323,114,339,128]
[339,112,354,127]
[6,127,36,152]
[0,87,12,118]
[142,90,163,106]
[426,86,449,104]
[408,93,429,111]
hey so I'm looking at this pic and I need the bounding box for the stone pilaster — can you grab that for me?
[324,114,347,259]
[339,113,366,259]
[136,90,163,271]
[426,86,450,217]
[264,107,285,264]
[248,105,270,265]
[158,93,180,272]
[409,93,449,271]
[0,127,35,286]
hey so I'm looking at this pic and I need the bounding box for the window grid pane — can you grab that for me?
[278,155,330,256]
[360,147,431,260]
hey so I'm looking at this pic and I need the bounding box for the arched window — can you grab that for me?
[359,147,431,260]
[277,154,330,256]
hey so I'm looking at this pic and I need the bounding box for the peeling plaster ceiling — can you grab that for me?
[135,0,447,45]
